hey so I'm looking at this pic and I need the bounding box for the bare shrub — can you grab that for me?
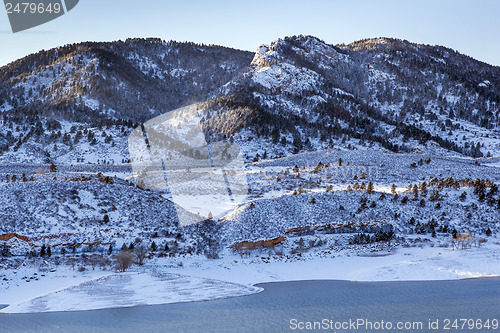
[89,254,102,270]
[115,251,135,272]
[134,245,148,265]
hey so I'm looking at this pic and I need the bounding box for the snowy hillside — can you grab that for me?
[214,35,500,161]
[0,35,499,261]
[1,36,499,165]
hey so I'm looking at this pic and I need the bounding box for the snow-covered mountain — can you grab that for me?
[204,35,500,161]
[0,38,252,121]
[1,35,499,164]
[0,38,253,163]
[1,36,500,255]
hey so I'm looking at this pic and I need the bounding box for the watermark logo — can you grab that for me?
[4,0,79,33]
[128,104,248,227]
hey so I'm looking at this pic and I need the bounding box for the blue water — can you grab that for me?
[1,278,499,332]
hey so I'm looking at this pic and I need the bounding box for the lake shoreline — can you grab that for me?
[1,278,499,333]
[1,275,500,315]
[1,239,500,314]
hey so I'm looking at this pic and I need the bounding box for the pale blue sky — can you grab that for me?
[1,0,499,67]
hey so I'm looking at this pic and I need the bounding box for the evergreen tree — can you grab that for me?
[419,181,427,194]
[367,181,374,194]
[412,184,419,199]
[430,190,440,201]
[314,162,323,173]
[1,243,10,257]
[151,241,157,251]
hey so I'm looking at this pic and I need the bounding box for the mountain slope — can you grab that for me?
[1,36,500,254]
[0,38,253,122]
[2,36,500,164]
[202,35,500,160]
[0,38,253,162]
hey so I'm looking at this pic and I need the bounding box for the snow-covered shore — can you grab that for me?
[0,271,260,314]
[1,237,499,314]
[169,236,500,284]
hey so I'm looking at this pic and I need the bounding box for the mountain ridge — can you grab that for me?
[0,35,499,164]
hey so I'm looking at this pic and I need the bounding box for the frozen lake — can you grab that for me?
[1,278,499,332]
